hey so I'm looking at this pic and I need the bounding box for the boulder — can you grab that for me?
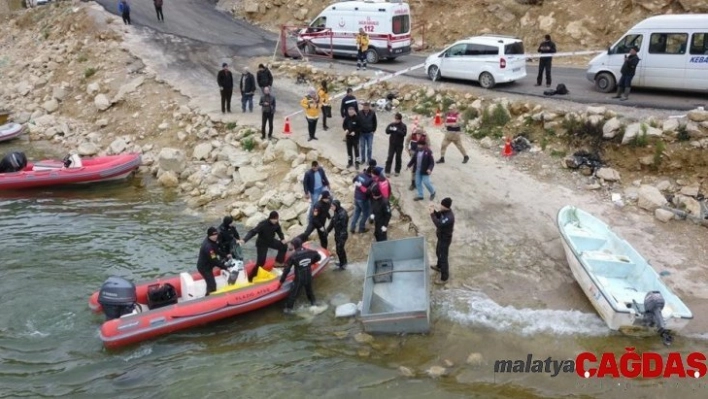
[94,94,111,111]
[16,81,31,96]
[77,141,99,156]
[158,171,180,188]
[238,166,267,188]
[687,109,708,123]
[662,118,680,133]
[112,76,145,104]
[87,82,100,95]
[596,167,620,182]
[586,106,606,115]
[52,86,66,102]
[637,185,667,211]
[675,195,702,217]
[602,117,621,139]
[43,99,59,113]
[679,185,699,197]
[621,123,661,144]
[193,142,213,161]
[245,212,266,228]
[158,148,187,174]
[109,137,128,154]
[479,136,495,149]
[654,209,674,223]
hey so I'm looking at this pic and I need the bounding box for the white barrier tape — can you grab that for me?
[284,63,426,119]
[524,50,604,59]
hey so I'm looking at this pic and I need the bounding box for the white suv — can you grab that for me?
[424,35,527,89]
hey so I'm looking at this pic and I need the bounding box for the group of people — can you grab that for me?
[117,0,164,25]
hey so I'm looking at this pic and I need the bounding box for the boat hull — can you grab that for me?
[0,153,141,190]
[557,206,692,334]
[89,243,330,348]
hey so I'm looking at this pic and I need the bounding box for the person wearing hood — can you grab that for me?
[217,215,242,261]
[370,184,392,242]
[197,227,231,296]
[429,197,455,285]
[279,237,322,314]
[327,199,349,270]
[238,211,287,282]
[297,191,332,249]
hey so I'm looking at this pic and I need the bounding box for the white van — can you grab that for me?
[586,14,708,93]
[297,0,412,64]
[423,35,526,89]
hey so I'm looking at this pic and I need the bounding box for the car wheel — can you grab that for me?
[428,65,441,81]
[366,48,380,64]
[303,43,317,55]
[595,72,616,93]
[479,72,495,89]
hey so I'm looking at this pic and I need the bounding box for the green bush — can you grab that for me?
[677,124,690,142]
[242,137,256,152]
[651,141,665,171]
[226,122,237,130]
[84,67,96,78]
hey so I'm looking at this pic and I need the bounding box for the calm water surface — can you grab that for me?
[1,166,707,398]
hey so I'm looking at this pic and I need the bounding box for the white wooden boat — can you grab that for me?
[556,205,692,345]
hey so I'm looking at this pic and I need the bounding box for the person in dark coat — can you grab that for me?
[406,137,436,201]
[404,128,427,191]
[536,34,556,87]
[279,237,322,314]
[429,197,455,285]
[384,112,407,175]
[340,88,358,118]
[118,0,131,25]
[0,151,28,173]
[358,101,378,165]
[217,63,234,113]
[370,185,391,242]
[613,46,641,101]
[297,191,332,249]
[238,211,287,282]
[350,167,373,234]
[259,86,276,139]
[342,106,362,169]
[197,227,230,296]
[240,66,256,113]
[303,160,331,220]
[153,0,164,22]
[256,64,273,93]
[327,199,349,270]
[217,215,242,261]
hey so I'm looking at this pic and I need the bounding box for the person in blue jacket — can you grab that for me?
[118,0,131,25]
[303,160,331,220]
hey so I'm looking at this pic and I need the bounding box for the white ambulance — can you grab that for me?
[297,0,412,64]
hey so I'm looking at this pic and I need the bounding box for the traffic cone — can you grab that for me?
[283,117,291,135]
[433,109,443,127]
[502,137,513,157]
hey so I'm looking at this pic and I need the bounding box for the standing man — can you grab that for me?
[153,0,164,22]
[327,200,349,270]
[358,101,377,166]
[384,112,407,176]
[259,86,276,140]
[404,128,427,191]
[429,197,455,285]
[436,104,469,164]
[342,106,362,169]
[279,238,322,314]
[238,211,288,282]
[355,28,370,71]
[370,185,391,242]
[340,88,358,118]
[256,64,273,94]
[350,167,373,234]
[535,34,556,88]
[303,160,331,219]
[217,63,233,114]
[301,88,320,141]
[118,0,131,25]
[297,191,332,249]
[217,216,242,261]
[613,46,640,101]
[406,137,436,201]
[197,227,230,296]
[240,66,256,113]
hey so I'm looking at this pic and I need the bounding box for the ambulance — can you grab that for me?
[297,0,412,64]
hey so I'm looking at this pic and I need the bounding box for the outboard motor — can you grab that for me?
[643,291,673,346]
[98,276,138,321]
[227,259,245,285]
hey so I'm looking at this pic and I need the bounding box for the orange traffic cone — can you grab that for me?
[283,117,291,135]
[502,137,513,157]
[433,109,443,127]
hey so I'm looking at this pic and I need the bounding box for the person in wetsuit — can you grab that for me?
[217,215,242,260]
[238,211,287,282]
[197,226,230,296]
[279,237,322,314]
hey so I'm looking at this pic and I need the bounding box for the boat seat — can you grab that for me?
[32,162,63,171]
[596,276,646,307]
[569,235,608,252]
[180,272,205,301]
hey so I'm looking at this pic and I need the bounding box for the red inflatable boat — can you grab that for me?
[0,153,141,190]
[88,243,331,349]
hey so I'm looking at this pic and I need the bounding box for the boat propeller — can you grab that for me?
[659,328,674,346]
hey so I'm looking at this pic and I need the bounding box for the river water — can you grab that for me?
[1,156,707,398]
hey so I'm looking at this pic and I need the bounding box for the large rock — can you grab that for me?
[16,81,31,96]
[158,171,180,187]
[638,185,667,211]
[662,118,679,133]
[687,109,708,123]
[52,86,66,101]
[586,106,606,115]
[238,166,267,188]
[87,82,100,95]
[245,212,266,228]
[193,142,213,160]
[43,99,59,113]
[158,148,187,174]
[596,167,621,182]
[602,117,621,139]
[94,94,111,111]
[77,141,99,156]
[654,208,674,223]
[621,122,661,144]
[112,77,145,104]
[675,195,703,217]
[109,137,128,154]
[680,185,699,197]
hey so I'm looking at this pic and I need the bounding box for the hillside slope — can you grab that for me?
[225,0,708,53]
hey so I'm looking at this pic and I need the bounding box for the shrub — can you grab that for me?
[677,124,690,142]
[242,137,256,152]
[226,122,237,130]
[651,141,665,171]
[84,67,97,78]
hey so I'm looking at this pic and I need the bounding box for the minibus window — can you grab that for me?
[690,33,708,55]
[392,15,410,35]
[613,34,643,54]
[649,33,688,54]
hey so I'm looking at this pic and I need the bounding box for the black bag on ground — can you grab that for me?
[147,283,178,309]
[555,84,569,95]
[322,105,332,118]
